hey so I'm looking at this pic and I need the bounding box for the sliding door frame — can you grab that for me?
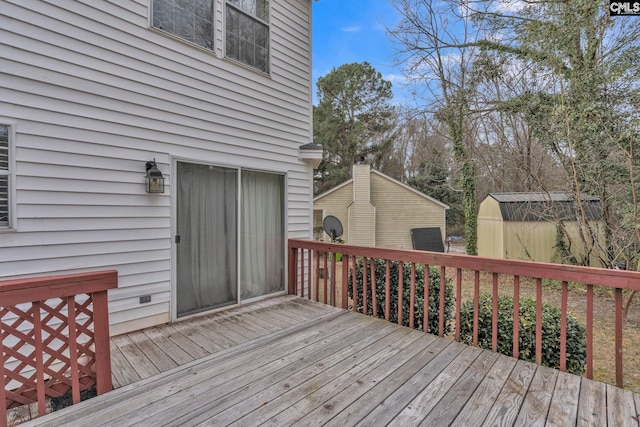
[170,156,288,322]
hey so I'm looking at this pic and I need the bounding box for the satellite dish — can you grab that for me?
[323,215,343,242]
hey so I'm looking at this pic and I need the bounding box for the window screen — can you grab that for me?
[225,0,270,73]
[152,0,215,50]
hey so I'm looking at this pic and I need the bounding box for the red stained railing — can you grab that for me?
[1,270,117,424]
[288,239,640,388]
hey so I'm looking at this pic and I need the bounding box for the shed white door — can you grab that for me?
[176,162,238,317]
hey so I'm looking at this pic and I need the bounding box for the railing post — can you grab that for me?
[513,276,520,360]
[330,252,337,306]
[315,250,320,302]
[363,258,368,315]
[341,255,349,309]
[33,302,46,416]
[535,278,543,366]
[425,265,432,334]
[67,297,81,404]
[439,266,445,337]
[560,281,568,372]
[92,290,113,395]
[615,287,623,388]
[586,284,594,379]
[308,249,312,300]
[371,260,377,318]
[398,263,404,326]
[492,273,499,353]
[288,243,297,295]
[473,271,480,347]
[0,320,5,425]
[409,263,415,329]
[385,260,390,321]
[300,249,305,299]
[351,255,358,312]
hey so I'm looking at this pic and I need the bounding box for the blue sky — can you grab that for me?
[311,0,410,105]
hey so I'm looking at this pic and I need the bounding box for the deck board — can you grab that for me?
[482,359,537,426]
[419,350,500,426]
[127,329,179,372]
[577,378,607,425]
[450,353,518,426]
[606,384,639,427]
[546,370,581,427]
[387,345,484,426]
[514,365,558,426]
[140,326,195,366]
[349,340,466,427]
[20,296,640,427]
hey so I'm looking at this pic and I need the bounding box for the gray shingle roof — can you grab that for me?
[488,192,602,221]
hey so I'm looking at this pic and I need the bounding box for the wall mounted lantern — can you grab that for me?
[145,160,165,193]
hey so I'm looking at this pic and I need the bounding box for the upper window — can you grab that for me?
[225,0,270,73]
[151,0,215,50]
[0,125,10,228]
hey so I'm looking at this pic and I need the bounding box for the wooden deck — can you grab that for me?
[21,296,640,426]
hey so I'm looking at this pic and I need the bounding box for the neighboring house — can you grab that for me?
[0,0,320,334]
[477,192,605,266]
[314,163,449,250]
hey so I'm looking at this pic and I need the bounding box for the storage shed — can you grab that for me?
[477,192,605,266]
[313,164,449,250]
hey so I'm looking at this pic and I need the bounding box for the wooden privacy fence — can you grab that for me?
[1,270,117,424]
[288,238,640,388]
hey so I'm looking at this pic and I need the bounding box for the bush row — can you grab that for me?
[347,259,454,335]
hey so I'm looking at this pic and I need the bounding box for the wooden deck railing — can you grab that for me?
[1,270,117,424]
[288,238,640,388]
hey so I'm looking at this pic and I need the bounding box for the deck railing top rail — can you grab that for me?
[0,270,118,304]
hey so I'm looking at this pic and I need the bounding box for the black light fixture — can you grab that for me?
[145,159,165,193]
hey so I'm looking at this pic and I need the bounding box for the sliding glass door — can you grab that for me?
[176,162,284,317]
[176,162,238,317]
[241,170,285,299]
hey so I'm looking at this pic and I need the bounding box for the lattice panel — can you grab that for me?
[2,295,97,411]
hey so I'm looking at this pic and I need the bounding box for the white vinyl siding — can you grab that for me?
[0,124,9,227]
[0,0,312,334]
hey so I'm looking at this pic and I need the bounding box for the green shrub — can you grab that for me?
[459,295,586,375]
[348,259,454,335]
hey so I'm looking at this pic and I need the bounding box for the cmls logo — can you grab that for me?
[610,1,640,15]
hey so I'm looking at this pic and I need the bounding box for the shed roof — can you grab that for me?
[487,192,602,221]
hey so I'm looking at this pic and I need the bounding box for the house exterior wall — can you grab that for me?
[370,173,445,249]
[313,182,353,242]
[0,0,313,334]
[313,170,447,249]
